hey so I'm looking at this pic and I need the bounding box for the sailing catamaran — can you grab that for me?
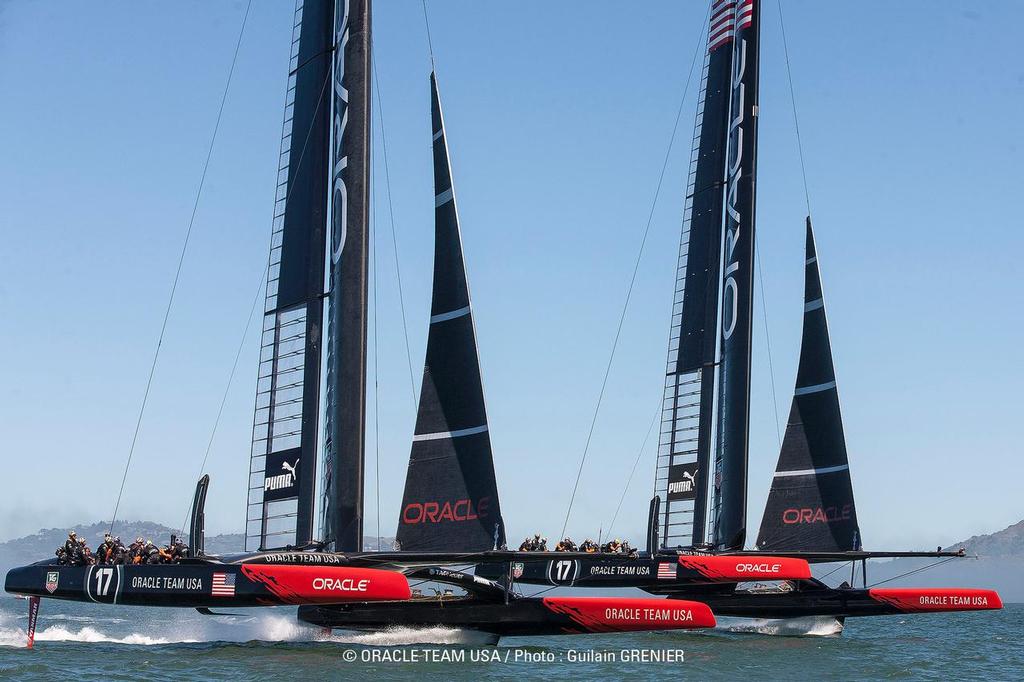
[4,0,1001,642]
[4,0,736,641]
[296,0,1002,634]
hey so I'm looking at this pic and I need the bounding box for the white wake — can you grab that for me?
[716,615,845,637]
[0,610,497,648]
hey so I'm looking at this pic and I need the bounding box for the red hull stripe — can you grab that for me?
[542,596,715,632]
[868,588,1003,613]
[240,564,412,604]
[676,555,812,581]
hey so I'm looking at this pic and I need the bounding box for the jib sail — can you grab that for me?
[321,0,372,553]
[245,0,336,551]
[655,0,737,549]
[711,0,759,551]
[395,73,505,552]
[756,219,861,552]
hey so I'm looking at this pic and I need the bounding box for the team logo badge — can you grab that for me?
[512,562,524,579]
[45,571,59,594]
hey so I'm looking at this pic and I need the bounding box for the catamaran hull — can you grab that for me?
[4,561,411,608]
[298,596,716,637]
[669,587,1003,619]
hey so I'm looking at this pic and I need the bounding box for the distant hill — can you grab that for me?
[0,521,395,574]
[944,520,1024,557]
[867,520,1024,603]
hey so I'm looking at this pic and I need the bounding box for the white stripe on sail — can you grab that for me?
[435,188,453,207]
[412,424,489,442]
[805,256,817,265]
[774,464,849,478]
[794,380,836,396]
[804,298,824,312]
[430,305,471,324]
[432,129,443,142]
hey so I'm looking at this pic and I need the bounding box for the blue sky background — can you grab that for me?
[1,1,1020,550]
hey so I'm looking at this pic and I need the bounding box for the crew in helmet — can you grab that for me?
[555,537,578,552]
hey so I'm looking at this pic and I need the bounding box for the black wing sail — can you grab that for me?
[395,73,505,552]
[654,0,736,549]
[245,0,335,551]
[321,0,372,553]
[756,219,861,552]
[712,0,760,550]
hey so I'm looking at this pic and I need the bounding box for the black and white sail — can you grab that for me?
[712,0,759,551]
[756,219,861,552]
[395,73,505,552]
[245,0,336,551]
[654,0,738,549]
[321,0,372,553]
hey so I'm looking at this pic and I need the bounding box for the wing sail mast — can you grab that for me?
[654,0,745,549]
[711,0,759,550]
[245,0,336,551]
[321,0,372,553]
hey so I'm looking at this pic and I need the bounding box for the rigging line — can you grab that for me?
[814,561,849,583]
[866,556,961,588]
[755,243,783,447]
[606,402,661,537]
[776,0,812,217]
[179,266,266,536]
[372,137,382,553]
[371,53,418,409]
[420,0,436,67]
[559,3,710,540]
[109,0,253,534]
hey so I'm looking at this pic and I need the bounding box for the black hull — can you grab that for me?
[299,594,716,637]
[300,599,593,637]
[4,557,411,608]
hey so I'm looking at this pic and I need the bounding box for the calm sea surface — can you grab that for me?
[1,597,1020,680]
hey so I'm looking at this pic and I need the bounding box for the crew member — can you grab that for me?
[555,537,577,552]
[142,540,161,565]
[60,531,78,564]
[579,539,599,553]
[96,533,116,565]
[129,537,145,564]
[518,537,534,552]
[77,537,94,566]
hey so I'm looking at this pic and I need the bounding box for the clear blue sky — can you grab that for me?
[1,1,1020,550]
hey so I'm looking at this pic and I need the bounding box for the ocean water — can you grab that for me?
[0,597,1020,680]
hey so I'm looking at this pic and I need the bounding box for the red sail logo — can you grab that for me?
[402,497,491,524]
[782,504,852,525]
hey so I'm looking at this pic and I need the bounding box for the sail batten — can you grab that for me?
[756,218,861,553]
[395,73,505,553]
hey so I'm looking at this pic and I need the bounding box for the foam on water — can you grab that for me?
[325,626,499,646]
[241,613,499,646]
[716,615,845,637]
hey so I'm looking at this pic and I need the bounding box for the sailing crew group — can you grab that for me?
[518,535,637,556]
[56,531,189,566]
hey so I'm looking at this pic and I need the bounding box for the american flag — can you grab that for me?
[708,0,755,52]
[657,562,676,580]
[212,572,236,597]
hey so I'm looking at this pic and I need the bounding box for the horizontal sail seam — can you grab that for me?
[774,464,849,478]
[412,424,489,442]
[430,306,471,323]
[435,188,453,207]
[804,298,824,312]
[794,380,836,395]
